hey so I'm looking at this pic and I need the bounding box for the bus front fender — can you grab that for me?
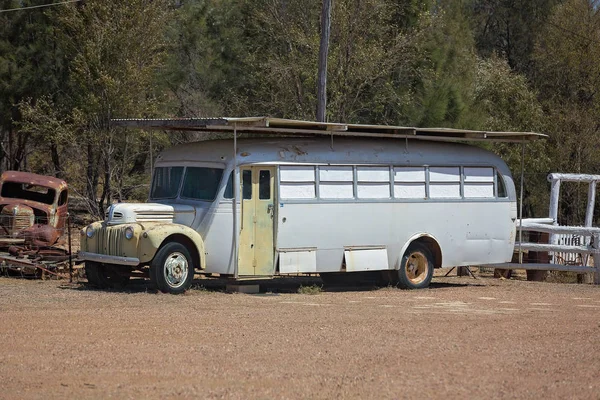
[138,224,206,270]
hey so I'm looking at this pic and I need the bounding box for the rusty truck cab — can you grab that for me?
[0,171,68,243]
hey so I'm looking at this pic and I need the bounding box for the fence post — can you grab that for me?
[548,177,560,245]
[594,234,600,285]
[68,213,73,283]
[585,181,597,228]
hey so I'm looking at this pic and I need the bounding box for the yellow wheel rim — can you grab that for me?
[404,251,428,285]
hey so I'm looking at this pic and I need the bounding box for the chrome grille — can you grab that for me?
[96,226,124,256]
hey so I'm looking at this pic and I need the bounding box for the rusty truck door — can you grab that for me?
[238,166,276,276]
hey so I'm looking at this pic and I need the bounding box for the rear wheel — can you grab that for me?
[397,243,434,289]
[150,242,194,294]
[85,261,130,289]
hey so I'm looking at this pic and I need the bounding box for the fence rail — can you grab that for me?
[491,218,600,284]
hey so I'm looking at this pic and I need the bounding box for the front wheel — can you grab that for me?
[397,243,434,289]
[150,242,194,294]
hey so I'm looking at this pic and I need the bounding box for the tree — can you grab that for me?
[400,2,479,128]
[316,0,332,122]
[163,0,245,118]
[469,0,561,75]
[533,0,600,224]
[473,55,548,217]
[0,0,70,172]
[54,0,173,215]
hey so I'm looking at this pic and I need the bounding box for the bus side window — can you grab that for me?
[224,171,254,200]
[242,170,252,199]
[497,172,507,198]
[259,170,271,199]
[224,172,233,199]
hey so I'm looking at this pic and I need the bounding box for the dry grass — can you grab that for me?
[297,284,322,295]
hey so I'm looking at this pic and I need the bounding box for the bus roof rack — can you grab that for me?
[111,116,547,143]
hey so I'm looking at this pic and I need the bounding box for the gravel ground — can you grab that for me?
[0,275,599,399]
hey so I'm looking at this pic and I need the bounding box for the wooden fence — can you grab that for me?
[489,173,600,284]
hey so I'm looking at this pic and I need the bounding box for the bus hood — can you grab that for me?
[105,203,178,225]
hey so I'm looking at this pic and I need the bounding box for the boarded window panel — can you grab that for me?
[344,247,389,271]
[464,182,494,198]
[280,182,315,199]
[279,249,317,273]
[320,182,354,199]
[394,183,426,199]
[429,167,460,182]
[430,183,461,198]
[464,167,494,182]
[394,167,425,182]
[319,166,353,181]
[357,167,390,182]
[357,183,390,198]
[280,166,315,182]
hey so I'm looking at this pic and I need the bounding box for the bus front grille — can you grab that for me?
[96,226,124,256]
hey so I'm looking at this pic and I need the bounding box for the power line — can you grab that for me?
[0,0,81,13]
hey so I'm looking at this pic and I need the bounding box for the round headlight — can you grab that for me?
[86,226,95,238]
[124,226,134,240]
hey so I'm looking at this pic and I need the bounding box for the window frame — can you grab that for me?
[318,165,355,200]
[276,164,506,203]
[356,166,392,199]
[279,165,317,200]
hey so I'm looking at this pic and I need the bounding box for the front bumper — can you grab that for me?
[78,251,140,266]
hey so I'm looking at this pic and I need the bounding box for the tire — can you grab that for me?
[397,243,434,289]
[150,242,194,294]
[85,261,130,289]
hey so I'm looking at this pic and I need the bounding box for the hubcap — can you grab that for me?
[405,252,428,284]
[164,252,189,288]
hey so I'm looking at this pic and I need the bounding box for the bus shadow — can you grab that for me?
[428,281,482,289]
[58,278,157,294]
[57,276,482,295]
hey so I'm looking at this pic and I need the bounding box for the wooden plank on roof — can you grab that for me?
[110,116,548,143]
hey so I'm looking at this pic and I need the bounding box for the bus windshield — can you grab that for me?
[150,167,184,199]
[180,167,224,201]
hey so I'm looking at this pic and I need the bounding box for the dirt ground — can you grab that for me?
[1,274,599,400]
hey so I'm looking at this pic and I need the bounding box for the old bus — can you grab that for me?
[79,118,544,293]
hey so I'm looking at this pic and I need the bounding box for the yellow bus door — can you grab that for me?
[238,166,276,276]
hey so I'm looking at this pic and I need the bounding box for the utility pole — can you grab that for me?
[316,0,331,122]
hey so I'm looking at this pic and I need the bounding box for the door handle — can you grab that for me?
[267,204,274,218]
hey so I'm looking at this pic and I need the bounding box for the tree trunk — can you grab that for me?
[316,0,332,122]
[12,131,28,171]
[129,152,147,176]
[50,143,62,179]
[86,141,100,216]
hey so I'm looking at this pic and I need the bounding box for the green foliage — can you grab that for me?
[533,0,600,224]
[470,0,562,75]
[473,56,549,217]
[403,3,479,128]
[163,0,245,117]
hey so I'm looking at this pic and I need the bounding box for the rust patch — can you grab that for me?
[0,171,68,245]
